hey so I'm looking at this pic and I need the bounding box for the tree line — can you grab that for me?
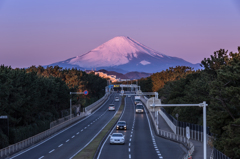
[139,48,240,159]
[0,66,107,149]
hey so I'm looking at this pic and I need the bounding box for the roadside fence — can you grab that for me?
[210,148,231,159]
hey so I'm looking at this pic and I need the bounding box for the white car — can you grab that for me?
[115,97,119,102]
[108,104,115,111]
[136,104,144,113]
[110,133,125,145]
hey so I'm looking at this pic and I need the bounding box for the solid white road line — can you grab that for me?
[58,144,63,147]
[49,149,55,153]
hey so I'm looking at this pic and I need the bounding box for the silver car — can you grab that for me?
[109,133,125,145]
[115,97,119,102]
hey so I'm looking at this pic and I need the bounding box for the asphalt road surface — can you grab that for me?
[8,93,121,159]
[97,95,186,159]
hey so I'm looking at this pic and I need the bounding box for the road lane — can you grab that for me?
[9,93,121,159]
[98,95,135,159]
[98,95,186,159]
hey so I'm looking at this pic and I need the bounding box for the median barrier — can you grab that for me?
[0,92,111,159]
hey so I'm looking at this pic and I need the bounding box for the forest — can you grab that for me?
[139,48,240,159]
[0,66,107,149]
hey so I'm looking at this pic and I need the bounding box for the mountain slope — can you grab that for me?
[47,36,201,73]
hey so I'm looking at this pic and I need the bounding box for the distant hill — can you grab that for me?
[125,71,152,79]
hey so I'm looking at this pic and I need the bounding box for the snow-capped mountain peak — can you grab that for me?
[47,36,200,73]
[69,36,167,68]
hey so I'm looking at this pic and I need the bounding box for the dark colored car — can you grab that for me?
[116,121,127,130]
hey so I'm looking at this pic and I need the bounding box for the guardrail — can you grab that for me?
[0,92,110,158]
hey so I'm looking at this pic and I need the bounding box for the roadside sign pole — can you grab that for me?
[203,101,207,159]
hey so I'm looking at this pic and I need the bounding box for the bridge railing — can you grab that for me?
[0,92,110,158]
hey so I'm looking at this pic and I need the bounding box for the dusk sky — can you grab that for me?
[0,0,240,68]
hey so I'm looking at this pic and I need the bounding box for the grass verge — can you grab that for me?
[73,96,125,159]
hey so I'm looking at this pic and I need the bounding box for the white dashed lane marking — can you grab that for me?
[66,139,69,142]
[77,132,79,135]
[58,144,63,147]
[72,135,75,138]
[39,156,44,159]
[49,149,55,153]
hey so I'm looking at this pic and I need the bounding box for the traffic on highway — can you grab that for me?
[8,92,185,159]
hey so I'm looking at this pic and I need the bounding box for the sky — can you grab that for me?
[0,0,240,68]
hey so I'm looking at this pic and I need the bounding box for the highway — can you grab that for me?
[97,95,186,159]
[9,93,121,159]
[8,92,186,159]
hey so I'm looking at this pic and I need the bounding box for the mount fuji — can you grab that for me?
[47,36,201,73]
